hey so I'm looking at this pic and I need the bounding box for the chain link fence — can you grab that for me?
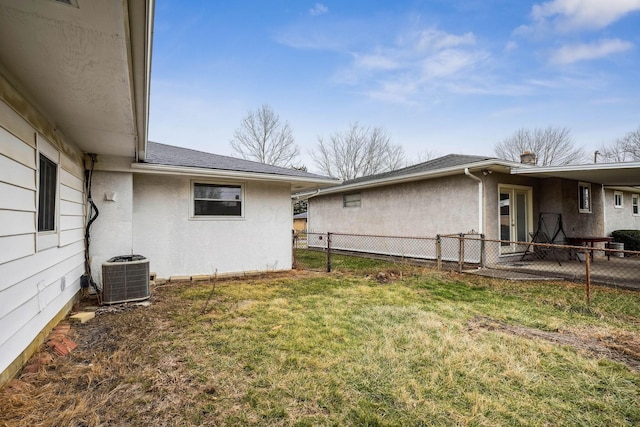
[294,232,640,291]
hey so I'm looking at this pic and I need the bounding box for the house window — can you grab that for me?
[578,182,591,213]
[192,182,243,217]
[614,191,623,208]
[343,193,361,208]
[38,153,57,232]
[633,195,639,216]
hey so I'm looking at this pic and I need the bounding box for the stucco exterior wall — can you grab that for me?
[558,180,604,237]
[131,174,293,278]
[603,189,640,235]
[89,171,134,285]
[482,172,541,242]
[309,174,480,237]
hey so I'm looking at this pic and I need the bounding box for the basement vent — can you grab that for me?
[102,255,150,304]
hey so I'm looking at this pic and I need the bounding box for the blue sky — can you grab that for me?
[149,0,640,171]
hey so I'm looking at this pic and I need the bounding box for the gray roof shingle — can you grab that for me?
[342,154,497,185]
[145,141,330,179]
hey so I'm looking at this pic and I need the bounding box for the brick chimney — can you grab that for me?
[520,151,537,165]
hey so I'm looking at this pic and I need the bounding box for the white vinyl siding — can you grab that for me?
[0,96,85,382]
[58,156,85,248]
[0,152,36,190]
[0,181,35,212]
[0,210,35,236]
[0,234,35,265]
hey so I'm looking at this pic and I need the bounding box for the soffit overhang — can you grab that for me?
[0,0,153,160]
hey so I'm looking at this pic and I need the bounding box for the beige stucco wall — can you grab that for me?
[131,174,293,278]
[482,172,541,242]
[603,189,640,235]
[89,171,134,286]
[309,174,481,237]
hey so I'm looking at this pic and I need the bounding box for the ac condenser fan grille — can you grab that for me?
[102,255,150,304]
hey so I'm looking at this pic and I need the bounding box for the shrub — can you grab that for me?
[611,230,640,252]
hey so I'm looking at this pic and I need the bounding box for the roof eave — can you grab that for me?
[306,159,523,197]
[511,161,640,175]
[128,0,155,162]
[130,162,340,190]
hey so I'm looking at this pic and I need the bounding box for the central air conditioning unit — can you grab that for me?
[102,255,150,304]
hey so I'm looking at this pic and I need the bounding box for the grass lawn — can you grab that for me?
[2,253,640,426]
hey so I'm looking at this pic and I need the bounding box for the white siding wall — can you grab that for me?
[131,174,293,278]
[604,189,640,235]
[0,100,84,379]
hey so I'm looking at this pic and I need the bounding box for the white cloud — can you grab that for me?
[529,0,640,32]
[421,49,483,79]
[504,41,518,52]
[550,38,634,64]
[353,53,399,70]
[276,19,491,104]
[343,27,489,103]
[415,29,476,51]
[309,3,328,16]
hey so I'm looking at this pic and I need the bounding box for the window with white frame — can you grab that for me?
[343,193,361,208]
[192,182,243,217]
[578,182,591,213]
[614,191,623,208]
[38,153,57,232]
[633,194,639,216]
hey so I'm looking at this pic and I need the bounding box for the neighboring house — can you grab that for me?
[306,154,640,260]
[0,1,335,385]
[603,186,640,236]
[293,212,308,233]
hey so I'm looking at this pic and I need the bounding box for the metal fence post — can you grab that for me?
[480,234,485,268]
[458,233,464,273]
[327,232,332,273]
[585,249,591,305]
[436,234,442,271]
[292,230,296,269]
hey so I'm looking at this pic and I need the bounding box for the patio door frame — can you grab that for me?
[498,184,533,255]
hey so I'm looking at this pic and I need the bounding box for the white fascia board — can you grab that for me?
[129,162,339,188]
[307,160,522,197]
[512,161,640,176]
[129,0,155,162]
[605,185,640,194]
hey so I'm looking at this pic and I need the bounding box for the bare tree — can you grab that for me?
[620,126,640,160]
[311,122,405,180]
[596,140,631,163]
[413,148,439,164]
[494,126,587,166]
[595,126,640,162]
[230,104,299,167]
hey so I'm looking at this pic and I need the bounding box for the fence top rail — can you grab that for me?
[439,233,484,238]
[310,232,440,240]
[482,238,640,254]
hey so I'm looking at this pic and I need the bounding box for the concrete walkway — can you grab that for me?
[466,256,640,291]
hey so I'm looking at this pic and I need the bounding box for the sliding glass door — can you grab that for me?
[499,186,532,254]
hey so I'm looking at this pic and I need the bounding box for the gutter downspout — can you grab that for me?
[464,168,483,234]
